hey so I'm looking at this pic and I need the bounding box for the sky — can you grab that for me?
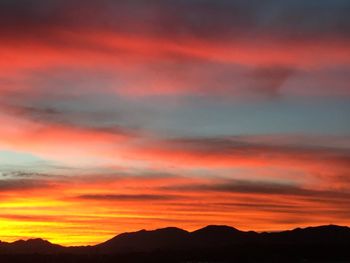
[0,0,349,246]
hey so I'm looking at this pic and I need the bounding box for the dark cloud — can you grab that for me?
[77,194,182,201]
[214,202,301,213]
[163,179,350,200]
[11,105,61,120]
[0,179,51,191]
[0,0,349,41]
[0,67,155,135]
[0,171,53,178]
[0,101,137,138]
[248,66,296,98]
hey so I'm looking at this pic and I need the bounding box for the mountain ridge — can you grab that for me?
[0,224,349,251]
[1,224,350,262]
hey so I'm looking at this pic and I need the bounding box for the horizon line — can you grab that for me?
[1,223,348,247]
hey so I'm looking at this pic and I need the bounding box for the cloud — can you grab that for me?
[0,1,349,77]
[77,194,182,201]
[0,98,137,166]
[247,66,296,98]
[3,102,135,137]
[1,0,349,40]
[0,171,53,178]
[0,0,349,108]
[130,136,350,171]
[163,178,350,200]
[0,179,51,192]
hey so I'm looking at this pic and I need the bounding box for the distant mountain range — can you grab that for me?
[1,225,350,262]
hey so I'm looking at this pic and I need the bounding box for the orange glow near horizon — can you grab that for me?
[0,151,349,246]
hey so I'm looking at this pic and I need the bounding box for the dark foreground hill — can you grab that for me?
[0,224,350,262]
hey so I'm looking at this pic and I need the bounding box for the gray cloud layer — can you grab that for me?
[1,0,349,40]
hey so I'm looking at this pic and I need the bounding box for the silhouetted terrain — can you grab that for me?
[1,225,350,262]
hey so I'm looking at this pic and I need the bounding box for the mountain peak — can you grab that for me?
[97,226,189,252]
[11,238,61,249]
[152,226,189,234]
[107,226,188,241]
[194,225,240,233]
[291,224,350,233]
[12,238,50,245]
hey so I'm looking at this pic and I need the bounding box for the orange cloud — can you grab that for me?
[1,29,349,98]
[124,137,350,172]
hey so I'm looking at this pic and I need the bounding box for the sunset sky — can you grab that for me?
[0,0,349,246]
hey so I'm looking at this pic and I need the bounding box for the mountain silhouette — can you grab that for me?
[262,224,350,245]
[0,238,63,254]
[96,227,189,253]
[0,225,350,262]
[191,225,259,247]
